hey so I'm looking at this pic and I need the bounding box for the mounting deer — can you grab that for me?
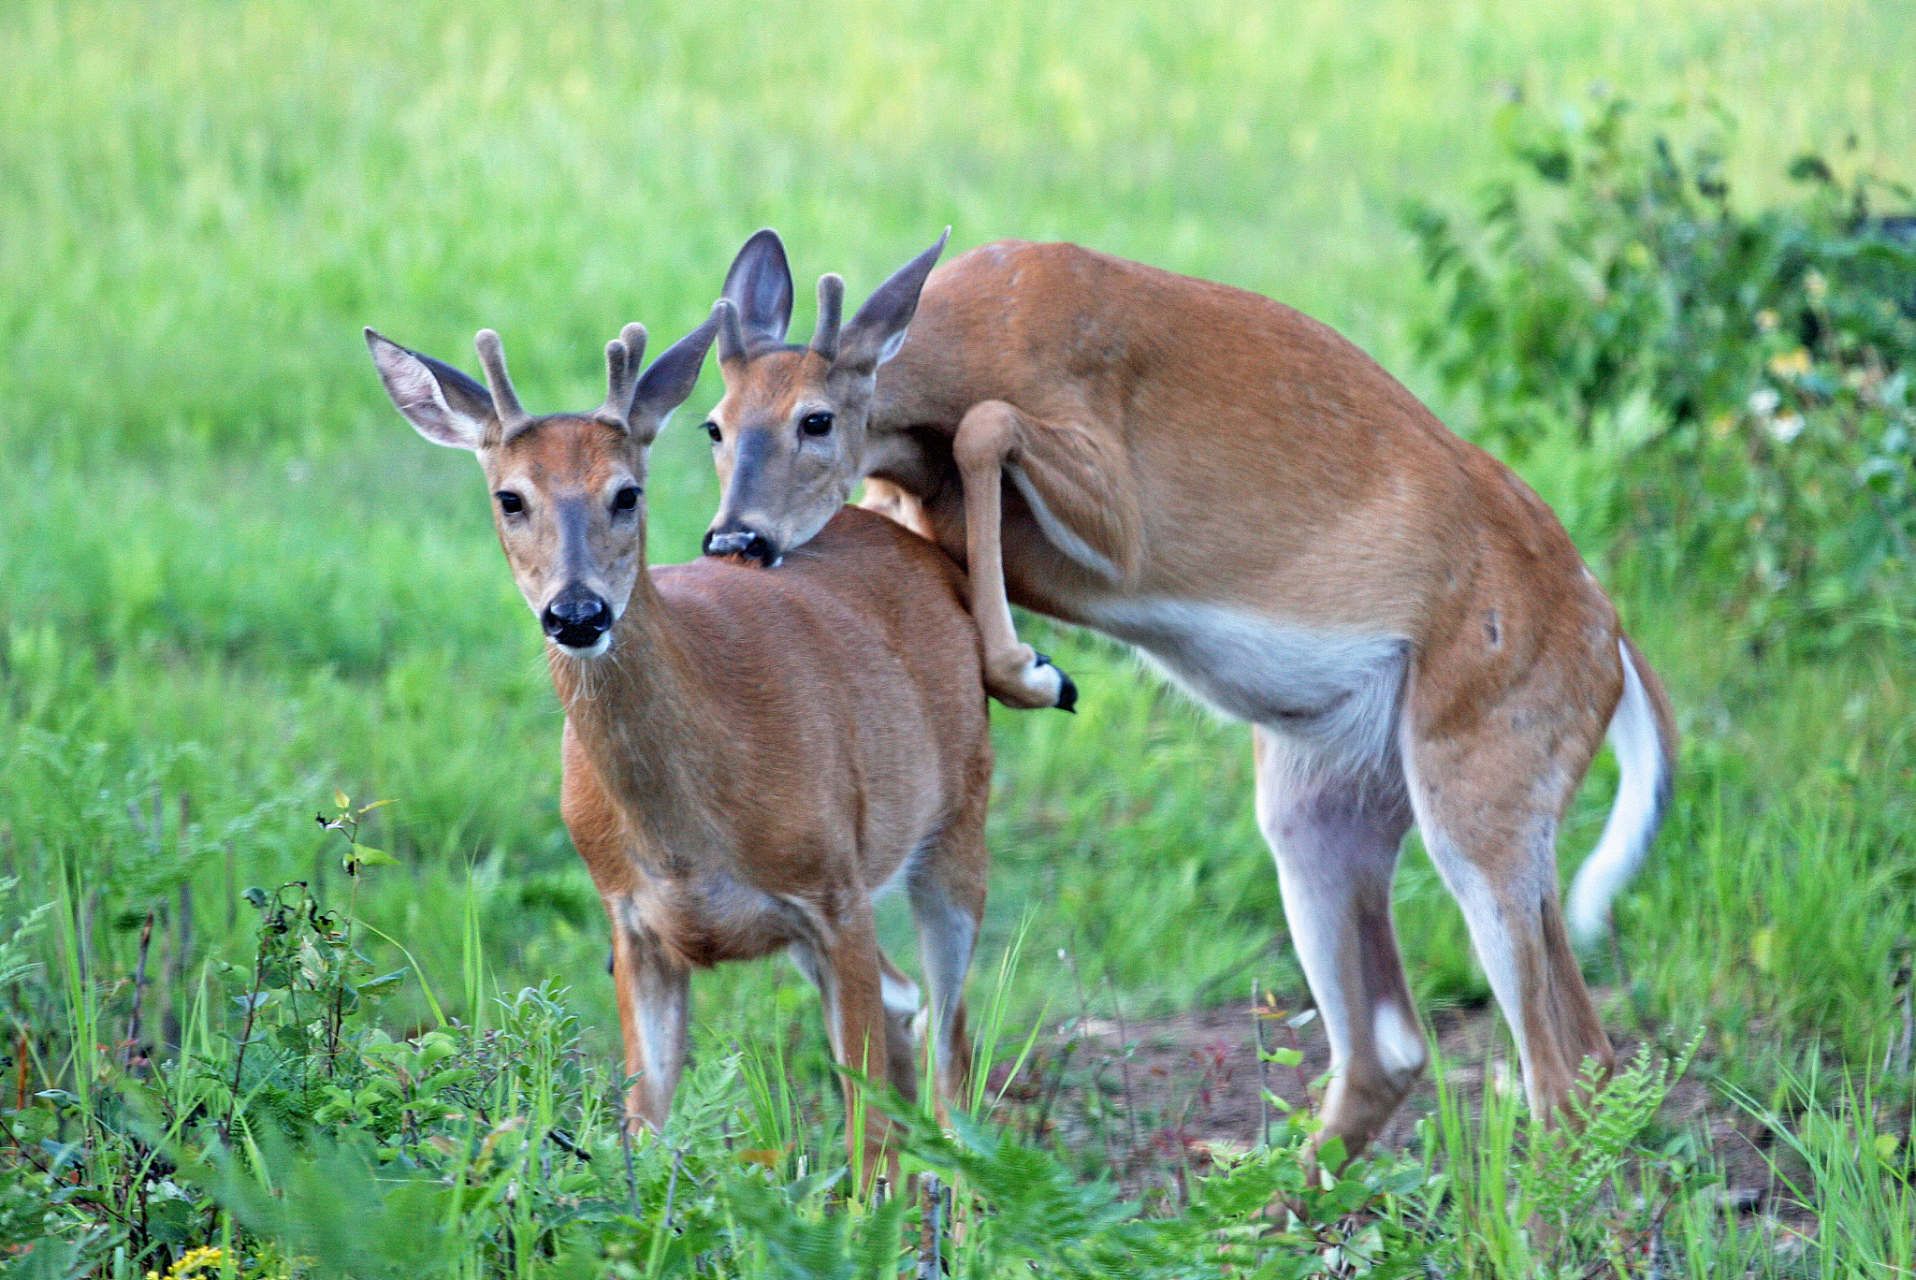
[365,315,991,1176]
[696,229,1677,1157]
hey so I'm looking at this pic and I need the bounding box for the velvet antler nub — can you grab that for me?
[715,298,750,365]
[474,329,532,441]
[811,274,845,361]
[595,322,649,428]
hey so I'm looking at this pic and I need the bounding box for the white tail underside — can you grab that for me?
[1565,640,1670,945]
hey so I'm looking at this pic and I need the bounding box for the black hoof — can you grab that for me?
[1034,653,1079,713]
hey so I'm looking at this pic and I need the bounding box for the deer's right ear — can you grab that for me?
[365,328,495,451]
[837,229,949,374]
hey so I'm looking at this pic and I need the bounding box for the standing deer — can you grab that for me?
[696,230,1677,1157]
[364,315,992,1176]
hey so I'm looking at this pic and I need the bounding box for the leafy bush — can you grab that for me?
[1406,94,1916,650]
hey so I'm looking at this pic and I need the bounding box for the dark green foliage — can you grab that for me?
[1406,95,1916,650]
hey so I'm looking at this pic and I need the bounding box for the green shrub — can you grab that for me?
[1406,94,1916,651]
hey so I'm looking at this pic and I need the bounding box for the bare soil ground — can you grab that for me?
[987,988,1807,1219]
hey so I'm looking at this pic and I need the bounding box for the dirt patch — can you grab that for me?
[985,988,1807,1217]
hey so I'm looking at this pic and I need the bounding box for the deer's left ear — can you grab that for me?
[627,309,722,443]
[836,229,948,374]
[719,228,794,360]
[366,329,495,450]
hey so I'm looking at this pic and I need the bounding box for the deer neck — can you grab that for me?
[546,570,718,859]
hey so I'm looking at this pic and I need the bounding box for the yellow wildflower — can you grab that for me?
[148,1247,226,1280]
[1768,348,1813,379]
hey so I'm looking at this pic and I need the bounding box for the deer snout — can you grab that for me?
[542,588,615,653]
[702,526,779,567]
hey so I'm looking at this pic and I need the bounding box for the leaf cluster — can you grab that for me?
[1406,93,1916,651]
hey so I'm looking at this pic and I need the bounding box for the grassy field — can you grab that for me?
[3,0,1916,1273]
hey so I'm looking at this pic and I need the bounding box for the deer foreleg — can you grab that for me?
[877,950,923,1104]
[952,400,1140,710]
[610,917,690,1134]
[812,909,901,1187]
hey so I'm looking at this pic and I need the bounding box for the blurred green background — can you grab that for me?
[3,0,1913,1065]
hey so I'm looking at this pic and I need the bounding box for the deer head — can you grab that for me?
[366,315,718,656]
[699,228,948,566]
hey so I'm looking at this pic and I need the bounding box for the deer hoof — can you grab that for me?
[1034,653,1078,713]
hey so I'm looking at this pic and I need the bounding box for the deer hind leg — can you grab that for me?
[1253,727,1422,1159]
[1400,665,1618,1125]
[608,910,691,1134]
[951,400,1143,711]
[907,820,987,1113]
[859,478,937,542]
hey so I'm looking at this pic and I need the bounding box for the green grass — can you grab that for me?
[3,0,1916,1273]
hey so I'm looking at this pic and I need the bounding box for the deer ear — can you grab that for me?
[628,310,721,442]
[719,228,794,354]
[365,329,494,450]
[837,229,948,373]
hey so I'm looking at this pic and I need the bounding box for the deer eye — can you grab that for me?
[704,422,722,444]
[800,411,835,437]
[612,486,640,512]
[496,491,525,515]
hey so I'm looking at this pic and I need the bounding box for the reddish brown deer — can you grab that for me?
[695,230,1677,1158]
[365,315,991,1176]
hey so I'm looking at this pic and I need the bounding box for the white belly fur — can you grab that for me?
[1085,598,1409,775]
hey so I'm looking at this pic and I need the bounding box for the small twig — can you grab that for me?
[1062,949,1122,1175]
[1252,980,1272,1149]
[1029,1039,1076,1142]
[619,1123,640,1217]
[223,917,269,1143]
[1573,1185,1678,1280]
[1284,1016,1314,1106]
[126,909,155,1074]
[0,1108,141,1229]
[918,1174,949,1279]
[1106,980,1143,1156]
[1898,984,1913,1078]
[166,882,190,1053]
[224,840,238,934]
[661,1147,683,1232]
[13,1026,27,1113]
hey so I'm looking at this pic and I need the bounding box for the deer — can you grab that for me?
[364,313,993,1179]
[694,229,1679,1159]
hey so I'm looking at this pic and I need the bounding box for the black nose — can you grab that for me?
[541,591,614,650]
[702,527,776,567]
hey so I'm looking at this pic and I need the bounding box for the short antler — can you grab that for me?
[474,329,533,441]
[811,274,845,361]
[596,322,649,427]
[715,298,750,365]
